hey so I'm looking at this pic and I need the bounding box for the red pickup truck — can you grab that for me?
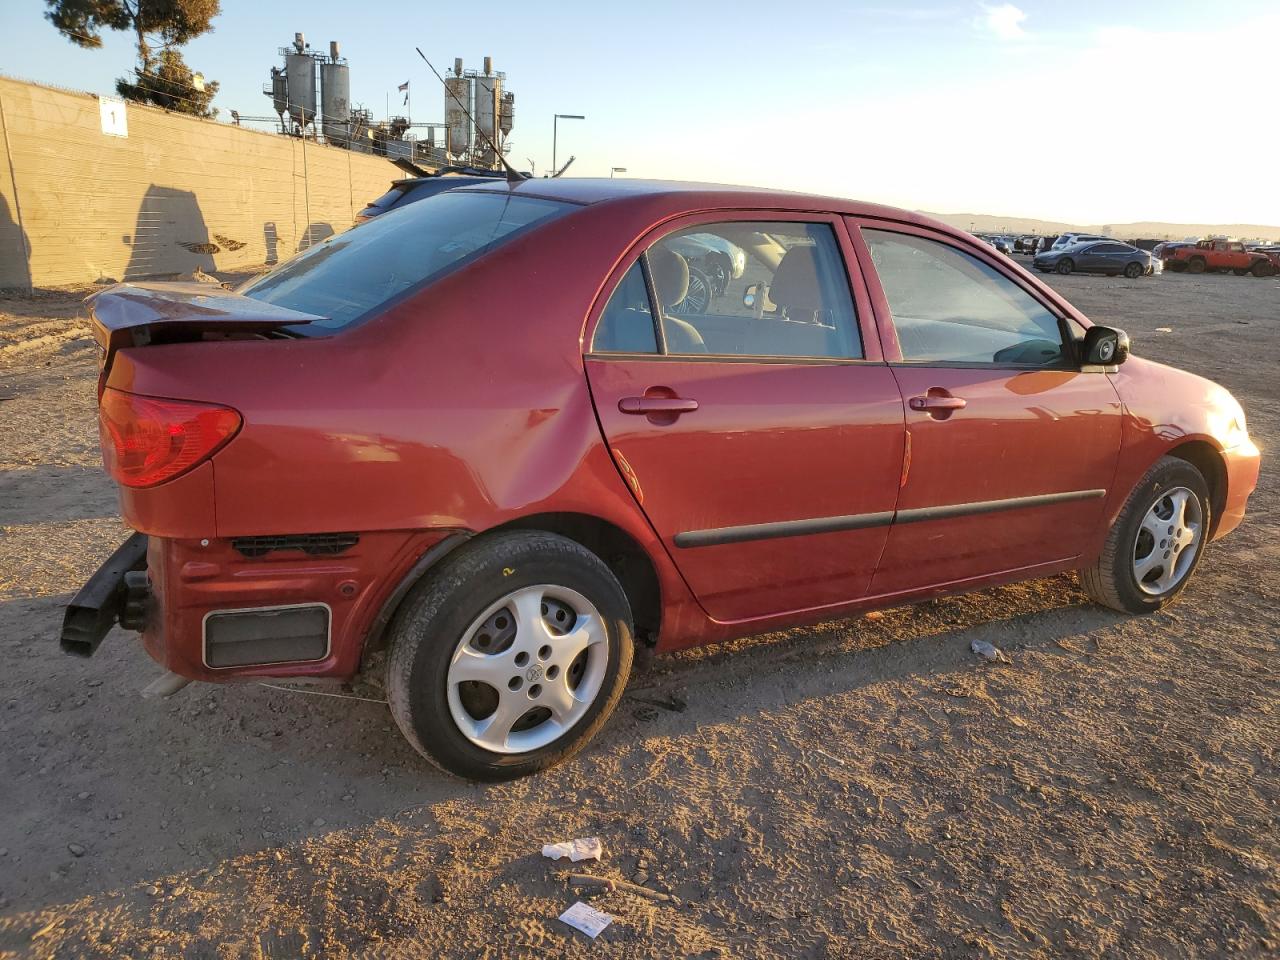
[1163,239,1278,277]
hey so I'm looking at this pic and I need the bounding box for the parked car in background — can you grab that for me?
[354,166,508,224]
[1164,239,1278,277]
[664,232,746,295]
[986,236,1013,255]
[1050,232,1110,251]
[66,180,1259,780]
[1153,241,1193,262]
[1033,240,1154,277]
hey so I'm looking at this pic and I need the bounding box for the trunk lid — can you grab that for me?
[89,281,324,392]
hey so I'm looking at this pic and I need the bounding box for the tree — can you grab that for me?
[44,0,222,117]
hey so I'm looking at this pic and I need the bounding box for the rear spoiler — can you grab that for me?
[88,282,325,390]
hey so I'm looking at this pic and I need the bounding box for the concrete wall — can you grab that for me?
[0,76,401,289]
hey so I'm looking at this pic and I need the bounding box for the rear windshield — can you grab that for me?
[241,190,571,333]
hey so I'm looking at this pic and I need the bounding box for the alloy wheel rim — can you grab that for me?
[446,584,608,754]
[1133,486,1203,595]
[678,274,711,314]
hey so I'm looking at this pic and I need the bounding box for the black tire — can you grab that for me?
[1124,261,1144,279]
[1056,258,1074,275]
[1252,260,1276,278]
[1078,456,1211,614]
[386,531,634,781]
[1232,268,1249,277]
[1187,257,1206,274]
[1167,261,1186,272]
[675,269,713,315]
[704,252,732,296]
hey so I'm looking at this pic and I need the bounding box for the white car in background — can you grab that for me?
[1051,232,1110,251]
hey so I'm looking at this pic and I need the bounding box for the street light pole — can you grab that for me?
[552,113,585,175]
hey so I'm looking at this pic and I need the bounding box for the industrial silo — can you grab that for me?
[319,41,350,146]
[473,57,501,164]
[444,59,472,158]
[267,66,288,119]
[499,91,515,138]
[284,33,317,130]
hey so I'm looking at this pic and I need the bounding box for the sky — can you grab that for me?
[3,0,1278,226]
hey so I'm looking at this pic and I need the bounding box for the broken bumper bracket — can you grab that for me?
[60,532,149,657]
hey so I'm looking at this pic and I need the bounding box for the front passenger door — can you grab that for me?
[851,222,1124,596]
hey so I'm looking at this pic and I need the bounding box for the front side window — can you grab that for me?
[242,190,571,333]
[863,229,1068,367]
[645,221,860,359]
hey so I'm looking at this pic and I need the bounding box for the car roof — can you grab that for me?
[451,177,942,224]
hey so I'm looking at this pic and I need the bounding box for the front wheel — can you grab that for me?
[1124,261,1145,279]
[1078,456,1211,614]
[386,531,634,781]
[1253,260,1276,278]
[1056,258,1074,275]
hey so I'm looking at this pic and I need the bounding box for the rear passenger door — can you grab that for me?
[585,214,906,622]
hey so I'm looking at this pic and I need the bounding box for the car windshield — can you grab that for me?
[241,190,572,333]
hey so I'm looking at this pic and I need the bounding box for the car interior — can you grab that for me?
[594,223,861,359]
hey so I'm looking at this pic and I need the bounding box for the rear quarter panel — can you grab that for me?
[106,198,710,655]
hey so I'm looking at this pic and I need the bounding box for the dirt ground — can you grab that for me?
[0,265,1277,959]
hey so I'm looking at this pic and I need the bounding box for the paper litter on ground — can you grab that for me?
[559,900,614,939]
[542,837,604,862]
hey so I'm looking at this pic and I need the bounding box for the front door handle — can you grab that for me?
[619,396,699,415]
[909,394,967,411]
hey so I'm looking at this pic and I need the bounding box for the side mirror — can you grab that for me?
[742,282,763,309]
[1081,325,1130,366]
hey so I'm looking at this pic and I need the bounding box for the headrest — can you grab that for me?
[648,246,690,308]
[769,245,825,312]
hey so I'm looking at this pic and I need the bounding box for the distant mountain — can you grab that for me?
[923,211,1280,243]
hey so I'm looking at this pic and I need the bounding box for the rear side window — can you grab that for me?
[242,191,571,333]
[864,229,1067,367]
[650,221,860,359]
[594,261,658,354]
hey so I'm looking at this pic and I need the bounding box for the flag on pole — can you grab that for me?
[398,81,409,92]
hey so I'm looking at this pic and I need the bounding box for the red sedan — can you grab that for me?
[65,180,1261,780]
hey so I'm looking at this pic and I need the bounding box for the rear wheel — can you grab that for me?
[1078,456,1211,614]
[1233,268,1249,276]
[1167,261,1186,272]
[1056,258,1074,275]
[1187,257,1206,274]
[1124,261,1144,279]
[386,531,634,781]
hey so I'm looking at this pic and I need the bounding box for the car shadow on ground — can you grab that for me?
[0,572,1125,916]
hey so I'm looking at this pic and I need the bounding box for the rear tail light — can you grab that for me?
[99,388,242,488]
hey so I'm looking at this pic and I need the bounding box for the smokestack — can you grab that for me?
[329,40,340,60]
[293,32,305,53]
[484,56,493,76]
[454,58,463,77]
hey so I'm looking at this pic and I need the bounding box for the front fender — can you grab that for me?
[1090,357,1258,552]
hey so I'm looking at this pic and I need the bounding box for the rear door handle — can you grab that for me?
[909,395,967,411]
[619,396,699,415]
